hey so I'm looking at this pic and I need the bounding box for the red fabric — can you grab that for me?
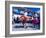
[32,18,39,24]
